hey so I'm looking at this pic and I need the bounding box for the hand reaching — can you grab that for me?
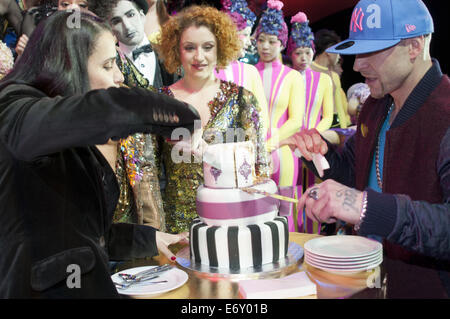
[155,231,189,262]
[15,34,29,57]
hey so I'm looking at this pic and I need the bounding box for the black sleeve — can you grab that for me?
[107,223,158,260]
[358,128,450,260]
[0,84,200,161]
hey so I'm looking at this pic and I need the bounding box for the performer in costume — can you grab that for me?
[287,11,333,233]
[158,5,270,233]
[288,12,333,133]
[216,0,269,135]
[254,0,304,189]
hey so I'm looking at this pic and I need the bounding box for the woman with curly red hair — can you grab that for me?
[157,5,271,233]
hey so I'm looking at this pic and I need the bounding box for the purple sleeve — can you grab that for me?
[358,128,450,260]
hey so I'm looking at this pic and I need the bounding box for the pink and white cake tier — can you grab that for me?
[190,141,289,270]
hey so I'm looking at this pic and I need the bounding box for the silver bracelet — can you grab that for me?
[354,191,368,232]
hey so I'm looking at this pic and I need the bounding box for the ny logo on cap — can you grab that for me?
[351,4,381,33]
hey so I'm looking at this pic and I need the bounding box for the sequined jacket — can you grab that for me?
[113,50,178,230]
[159,81,271,233]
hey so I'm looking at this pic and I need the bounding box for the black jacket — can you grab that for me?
[0,83,199,298]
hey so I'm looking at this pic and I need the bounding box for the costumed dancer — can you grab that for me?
[287,11,334,233]
[216,0,269,134]
[254,0,304,231]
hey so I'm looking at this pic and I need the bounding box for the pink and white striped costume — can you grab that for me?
[255,59,304,188]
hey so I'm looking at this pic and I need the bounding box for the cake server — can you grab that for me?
[241,187,298,203]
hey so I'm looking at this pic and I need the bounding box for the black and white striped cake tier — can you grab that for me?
[189,216,289,270]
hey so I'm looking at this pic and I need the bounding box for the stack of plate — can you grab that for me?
[304,235,383,274]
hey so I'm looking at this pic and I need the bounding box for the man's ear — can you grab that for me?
[408,36,425,60]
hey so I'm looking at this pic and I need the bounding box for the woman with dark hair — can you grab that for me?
[0,11,198,298]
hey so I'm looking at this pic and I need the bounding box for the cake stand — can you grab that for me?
[175,242,304,281]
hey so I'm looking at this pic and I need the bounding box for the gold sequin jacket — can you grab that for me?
[159,81,271,233]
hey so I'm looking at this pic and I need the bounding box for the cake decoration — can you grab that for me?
[190,141,290,270]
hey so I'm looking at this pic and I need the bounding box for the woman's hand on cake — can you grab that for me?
[156,231,189,261]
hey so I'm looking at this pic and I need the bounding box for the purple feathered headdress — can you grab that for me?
[255,0,288,48]
[221,0,256,31]
[287,11,315,56]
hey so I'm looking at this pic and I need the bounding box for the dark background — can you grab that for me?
[182,0,448,92]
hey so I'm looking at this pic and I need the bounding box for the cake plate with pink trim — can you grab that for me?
[175,242,304,281]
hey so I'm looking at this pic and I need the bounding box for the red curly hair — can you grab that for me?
[157,5,241,74]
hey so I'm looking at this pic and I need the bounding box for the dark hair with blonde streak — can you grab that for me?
[158,5,241,74]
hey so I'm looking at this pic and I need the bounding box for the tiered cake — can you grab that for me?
[190,142,289,270]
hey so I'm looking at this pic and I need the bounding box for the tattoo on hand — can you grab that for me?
[336,188,360,214]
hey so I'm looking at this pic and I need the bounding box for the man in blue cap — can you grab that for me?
[284,0,450,298]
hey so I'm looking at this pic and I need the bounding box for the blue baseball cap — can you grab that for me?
[327,0,434,55]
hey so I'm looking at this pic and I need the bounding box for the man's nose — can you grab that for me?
[353,55,366,72]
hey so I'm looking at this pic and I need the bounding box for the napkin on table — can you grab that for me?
[238,271,316,299]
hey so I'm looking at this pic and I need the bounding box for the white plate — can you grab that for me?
[306,257,382,274]
[306,255,383,270]
[305,247,381,261]
[111,266,188,297]
[304,235,382,259]
[305,253,382,267]
[305,251,382,265]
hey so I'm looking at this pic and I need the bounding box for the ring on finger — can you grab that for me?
[308,187,319,200]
